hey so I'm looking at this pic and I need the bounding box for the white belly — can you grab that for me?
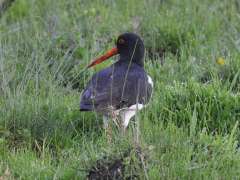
[119,104,144,128]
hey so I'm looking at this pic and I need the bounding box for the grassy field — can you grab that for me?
[0,0,240,179]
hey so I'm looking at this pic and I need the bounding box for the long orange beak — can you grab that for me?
[87,47,118,68]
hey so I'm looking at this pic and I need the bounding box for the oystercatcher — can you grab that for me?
[80,32,153,131]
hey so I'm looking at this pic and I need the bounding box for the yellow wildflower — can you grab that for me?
[216,57,225,65]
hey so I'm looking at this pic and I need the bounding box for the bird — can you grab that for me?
[80,32,153,135]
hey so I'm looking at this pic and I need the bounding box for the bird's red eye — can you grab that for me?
[118,38,125,44]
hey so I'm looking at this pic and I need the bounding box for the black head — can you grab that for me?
[87,32,145,68]
[116,33,145,67]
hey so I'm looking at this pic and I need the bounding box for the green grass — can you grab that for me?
[0,0,240,179]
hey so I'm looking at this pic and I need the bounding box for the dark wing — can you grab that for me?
[80,63,152,113]
[80,66,115,111]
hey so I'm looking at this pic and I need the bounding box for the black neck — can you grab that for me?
[119,48,144,67]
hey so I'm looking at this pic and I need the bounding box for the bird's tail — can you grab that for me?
[80,103,94,111]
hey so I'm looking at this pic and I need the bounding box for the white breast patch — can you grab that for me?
[147,75,153,87]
